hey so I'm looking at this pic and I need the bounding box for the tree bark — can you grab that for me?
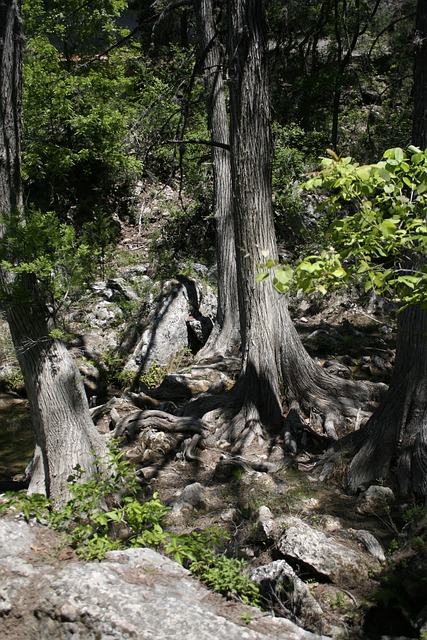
[348,306,427,498]
[412,0,427,148]
[193,0,240,360]
[0,0,22,221]
[226,0,285,439]
[0,0,106,504]
[225,0,373,445]
[7,305,107,501]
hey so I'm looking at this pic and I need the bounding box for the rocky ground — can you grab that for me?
[1,192,426,639]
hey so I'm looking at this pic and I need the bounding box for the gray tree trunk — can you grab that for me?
[227,0,284,437]
[413,0,427,148]
[193,0,240,360]
[7,306,107,501]
[348,305,427,498]
[0,0,106,505]
[224,0,377,445]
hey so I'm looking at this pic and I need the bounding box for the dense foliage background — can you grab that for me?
[19,0,417,282]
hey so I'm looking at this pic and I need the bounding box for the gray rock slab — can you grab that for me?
[251,559,327,633]
[276,517,371,587]
[0,520,329,640]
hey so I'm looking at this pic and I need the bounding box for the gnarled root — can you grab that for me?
[113,409,208,442]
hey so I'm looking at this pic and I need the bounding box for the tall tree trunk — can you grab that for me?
[193,0,240,360]
[413,0,427,148]
[226,0,286,440]
[0,0,106,505]
[225,0,372,445]
[6,305,107,500]
[0,0,22,218]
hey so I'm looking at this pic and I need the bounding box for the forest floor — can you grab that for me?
[1,198,426,639]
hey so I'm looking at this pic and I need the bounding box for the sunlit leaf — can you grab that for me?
[380,219,397,237]
[275,266,293,284]
[256,271,269,283]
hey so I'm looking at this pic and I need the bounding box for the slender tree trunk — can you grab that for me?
[226,0,285,439]
[193,0,240,360]
[6,305,107,500]
[0,0,22,219]
[413,0,427,148]
[0,0,106,504]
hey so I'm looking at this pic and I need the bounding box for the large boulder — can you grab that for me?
[251,560,328,635]
[275,516,372,587]
[0,519,329,640]
[126,277,216,372]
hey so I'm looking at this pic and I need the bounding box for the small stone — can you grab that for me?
[59,603,78,622]
[172,482,206,513]
[220,508,238,522]
[0,590,12,615]
[356,485,395,515]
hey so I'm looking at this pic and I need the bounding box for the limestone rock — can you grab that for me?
[0,520,328,640]
[127,278,216,371]
[276,517,371,587]
[251,559,328,635]
[171,482,206,513]
[352,529,386,563]
[356,485,395,515]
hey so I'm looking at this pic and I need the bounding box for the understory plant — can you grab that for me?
[261,146,427,308]
[0,443,260,608]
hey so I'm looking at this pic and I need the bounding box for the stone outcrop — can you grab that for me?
[0,519,329,640]
[125,276,216,372]
[250,560,327,634]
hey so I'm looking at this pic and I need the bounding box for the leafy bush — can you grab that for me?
[272,123,326,244]
[0,208,95,309]
[22,1,142,243]
[0,369,25,394]
[264,146,427,307]
[188,540,261,607]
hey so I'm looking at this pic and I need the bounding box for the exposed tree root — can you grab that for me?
[215,452,291,474]
[110,363,385,469]
[113,409,208,443]
[101,329,389,474]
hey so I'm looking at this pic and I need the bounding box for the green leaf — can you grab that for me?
[398,275,419,289]
[356,165,371,180]
[408,145,422,154]
[357,260,370,274]
[402,176,415,189]
[394,148,404,163]
[274,266,293,285]
[265,258,277,269]
[383,183,395,194]
[256,271,269,283]
[411,152,424,165]
[299,260,323,274]
[377,166,391,181]
[380,219,397,237]
[331,266,346,278]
